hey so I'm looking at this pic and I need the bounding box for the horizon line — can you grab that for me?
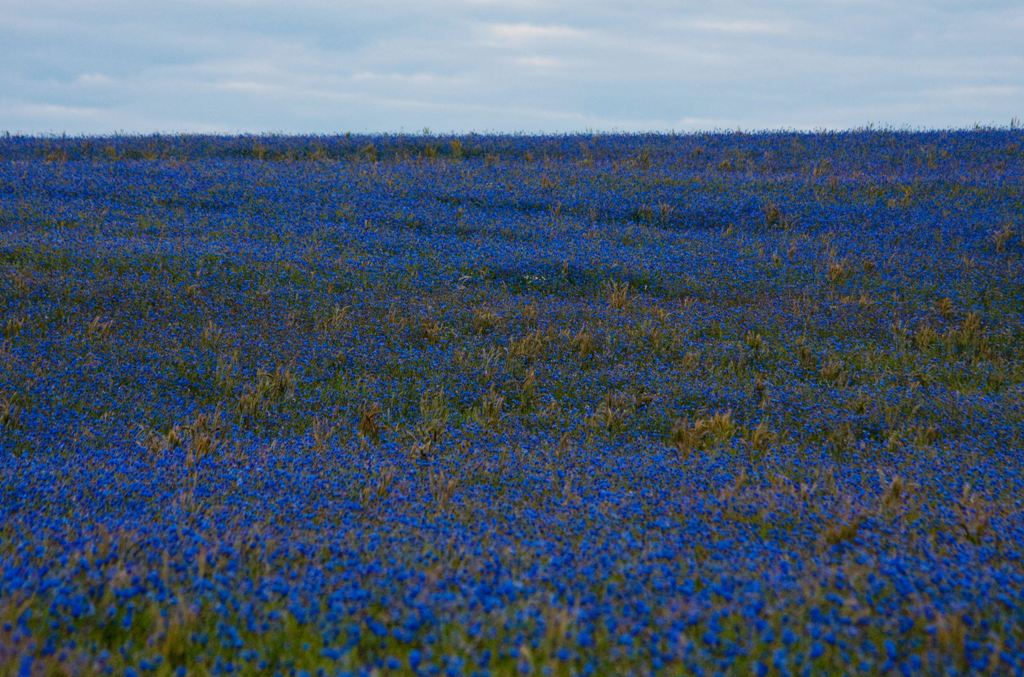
[3,121,1023,140]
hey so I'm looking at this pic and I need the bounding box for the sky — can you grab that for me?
[2,0,1022,134]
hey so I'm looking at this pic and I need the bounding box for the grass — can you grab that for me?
[1,130,1023,675]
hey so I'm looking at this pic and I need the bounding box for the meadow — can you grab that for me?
[0,130,1022,675]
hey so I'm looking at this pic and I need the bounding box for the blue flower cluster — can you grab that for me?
[1,131,1022,674]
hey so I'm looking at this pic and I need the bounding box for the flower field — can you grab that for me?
[1,131,1023,675]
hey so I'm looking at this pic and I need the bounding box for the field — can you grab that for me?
[1,131,1023,675]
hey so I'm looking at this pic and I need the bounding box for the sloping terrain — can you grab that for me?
[1,131,1023,674]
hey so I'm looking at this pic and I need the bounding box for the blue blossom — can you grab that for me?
[0,131,1022,674]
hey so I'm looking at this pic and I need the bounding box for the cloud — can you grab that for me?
[349,71,467,87]
[680,19,794,35]
[509,55,565,70]
[480,22,592,45]
[3,102,104,119]
[73,73,118,87]
[1,0,1022,133]
[941,85,1022,100]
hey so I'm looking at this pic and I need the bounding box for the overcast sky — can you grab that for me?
[2,0,1022,134]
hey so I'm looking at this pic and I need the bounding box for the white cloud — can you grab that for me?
[681,19,794,35]
[509,55,565,70]
[941,85,1022,100]
[1,0,1022,133]
[349,71,466,86]
[2,102,104,119]
[212,80,284,94]
[74,73,117,87]
[480,22,591,45]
